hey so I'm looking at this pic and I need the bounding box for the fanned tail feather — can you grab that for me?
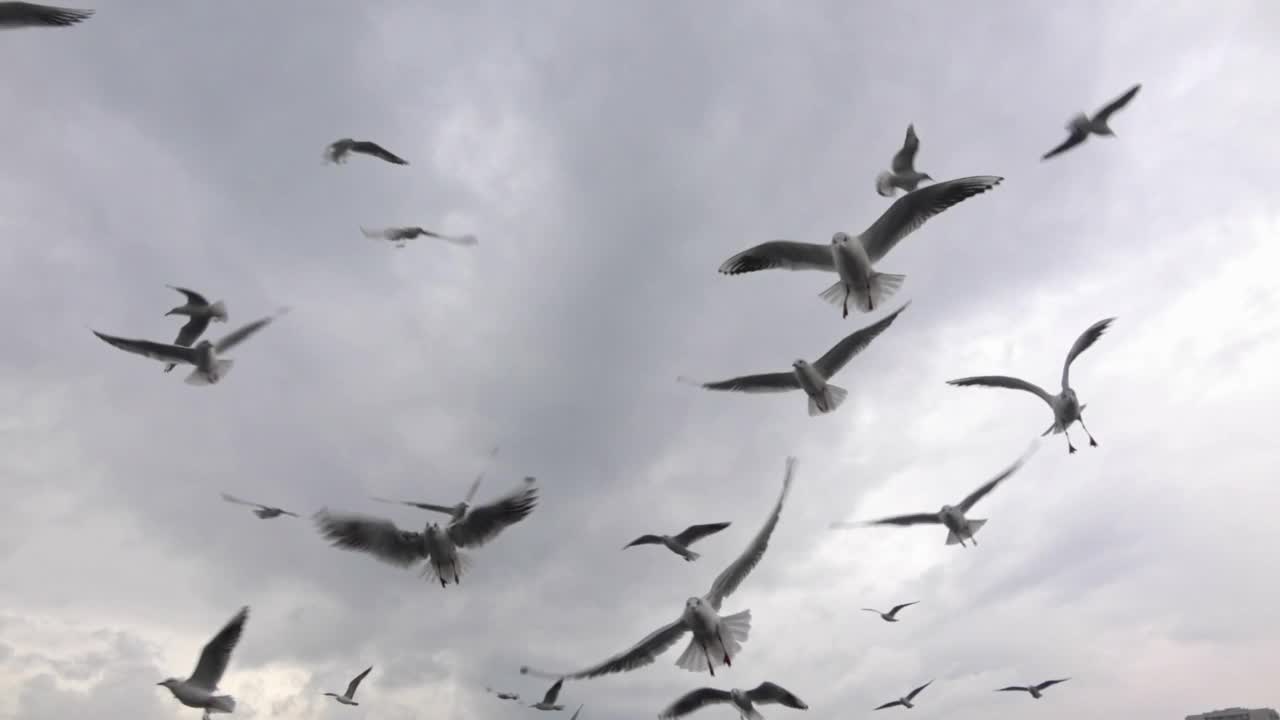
[210,695,236,713]
[184,359,234,386]
[875,171,897,197]
[808,385,848,416]
[421,551,472,585]
[853,272,905,313]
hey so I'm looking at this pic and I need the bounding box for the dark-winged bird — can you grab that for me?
[163,285,228,372]
[1042,84,1141,161]
[0,2,93,28]
[624,522,732,562]
[324,138,408,165]
[875,124,932,197]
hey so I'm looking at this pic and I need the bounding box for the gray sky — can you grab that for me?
[2,1,1279,719]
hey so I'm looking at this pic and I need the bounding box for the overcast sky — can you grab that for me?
[2,1,1279,719]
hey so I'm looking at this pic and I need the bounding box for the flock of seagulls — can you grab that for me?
[8,2,1151,717]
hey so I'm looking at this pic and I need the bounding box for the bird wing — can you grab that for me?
[174,316,211,348]
[888,601,920,616]
[659,688,734,719]
[623,534,663,548]
[0,2,94,28]
[946,375,1054,407]
[463,472,484,504]
[906,680,933,701]
[1061,317,1114,389]
[447,477,538,548]
[717,240,835,275]
[874,701,904,710]
[995,686,1029,693]
[1093,84,1141,125]
[812,301,910,379]
[93,330,200,366]
[360,226,394,240]
[858,175,1003,264]
[1041,128,1088,161]
[672,522,732,547]
[167,285,212,307]
[370,497,458,516]
[747,682,808,709]
[568,704,584,720]
[1034,678,1070,691]
[188,606,249,689]
[520,618,690,680]
[346,666,373,698]
[695,372,801,394]
[541,678,563,704]
[890,124,920,174]
[705,456,796,611]
[957,445,1036,512]
[313,509,427,568]
[351,141,408,165]
[861,608,883,614]
[220,493,266,510]
[214,312,282,353]
[853,513,941,527]
[436,232,479,246]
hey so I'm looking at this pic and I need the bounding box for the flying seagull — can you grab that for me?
[361,226,478,249]
[157,606,248,720]
[163,286,228,373]
[370,446,501,523]
[624,522,732,562]
[92,309,287,386]
[681,302,908,416]
[832,445,1036,547]
[874,680,932,711]
[996,678,1070,699]
[1042,84,1141,161]
[220,493,298,519]
[520,457,797,680]
[315,477,538,587]
[0,2,93,28]
[861,601,919,623]
[324,666,372,706]
[659,682,809,720]
[485,687,521,702]
[530,678,566,711]
[718,176,1001,317]
[876,124,933,197]
[947,317,1114,453]
[324,138,408,165]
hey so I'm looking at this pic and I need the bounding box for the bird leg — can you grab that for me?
[1078,416,1099,447]
[717,627,732,666]
[1063,428,1078,454]
[701,641,716,676]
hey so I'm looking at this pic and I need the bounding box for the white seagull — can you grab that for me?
[361,226,478,249]
[717,176,1001,317]
[681,302,908,416]
[861,601,919,623]
[659,682,808,720]
[1042,84,1141,161]
[92,309,287,386]
[485,687,521,702]
[157,606,248,720]
[530,678,567,711]
[0,2,93,28]
[370,446,500,523]
[832,445,1036,547]
[876,124,933,197]
[947,317,1114,454]
[520,457,797,680]
[163,285,229,373]
[220,493,298,519]
[873,680,932,711]
[324,138,408,165]
[324,666,372,706]
[996,678,1070,699]
[624,522,732,562]
[314,477,538,587]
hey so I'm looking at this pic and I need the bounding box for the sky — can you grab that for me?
[1,1,1279,719]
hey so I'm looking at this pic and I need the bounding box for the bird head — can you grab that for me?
[939,504,954,516]
[920,173,934,182]
[157,678,179,688]
[830,232,851,246]
[792,359,810,371]
[685,597,704,610]
[195,339,214,350]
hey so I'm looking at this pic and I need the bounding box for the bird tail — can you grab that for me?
[421,551,471,586]
[860,273,906,312]
[210,695,236,713]
[209,301,228,321]
[808,384,848,416]
[674,610,751,673]
[682,549,701,562]
[184,359,234,386]
[875,171,897,197]
[946,519,986,545]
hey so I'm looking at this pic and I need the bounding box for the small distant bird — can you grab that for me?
[315,477,538,587]
[874,680,932,711]
[876,124,933,197]
[220,493,298,519]
[947,318,1114,454]
[485,687,520,702]
[324,666,372,706]
[833,444,1036,547]
[624,522,731,562]
[530,678,566,711]
[324,138,408,165]
[861,601,919,623]
[163,286,228,373]
[996,678,1070,699]
[659,682,808,720]
[157,606,248,720]
[92,309,287,386]
[370,446,500,523]
[360,226,477,249]
[0,2,93,28]
[1042,84,1141,161]
[681,302,908,416]
[718,176,1001,317]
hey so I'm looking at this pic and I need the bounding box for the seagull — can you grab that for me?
[157,606,248,720]
[530,678,566,711]
[833,444,1036,547]
[996,678,1070,699]
[324,138,408,165]
[314,477,538,587]
[947,318,1114,454]
[163,286,228,373]
[1042,84,1141,161]
[92,309,287,386]
[360,226,478,249]
[484,687,521,702]
[659,682,809,720]
[220,493,298,519]
[624,522,732,562]
[718,176,1001,317]
[324,666,372,706]
[370,446,501,523]
[681,302,908,416]
[861,601,919,623]
[876,124,933,197]
[0,2,93,28]
[873,680,932,711]
[520,457,797,680]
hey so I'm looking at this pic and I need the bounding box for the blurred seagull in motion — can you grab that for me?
[947,318,1114,453]
[370,446,500,523]
[874,680,933,711]
[659,682,808,720]
[718,176,1001,317]
[361,226,477,248]
[996,678,1070,699]
[324,138,408,166]
[861,601,919,623]
[220,493,298,519]
[681,302,908,416]
[0,2,93,28]
[324,666,372,706]
[1042,84,1141,161]
[530,678,566,711]
[157,606,248,720]
[624,522,732,562]
[876,124,932,197]
[163,285,228,372]
[485,687,521,702]
[520,458,797,680]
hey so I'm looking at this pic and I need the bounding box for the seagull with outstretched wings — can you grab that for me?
[659,682,808,720]
[1042,84,1141,161]
[157,606,249,720]
[324,138,408,165]
[360,226,477,248]
[861,601,919,622]
[220,493,298,519]
[162,285,228,372]
[875,124,933,197]
[996,677,1070,699]
[324,666,373,706]
[624,521,732,562]
[874,680,933,711]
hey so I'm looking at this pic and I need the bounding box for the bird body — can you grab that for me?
[876,124,933,197]
[0,2,93,28]
[1041,84,1141,160]
[158,607,248,720]
[530,678,565,711]
[324,666,372,707]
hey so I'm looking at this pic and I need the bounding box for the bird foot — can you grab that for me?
[1089,438,1098,447]
[1068,446,1077,454]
